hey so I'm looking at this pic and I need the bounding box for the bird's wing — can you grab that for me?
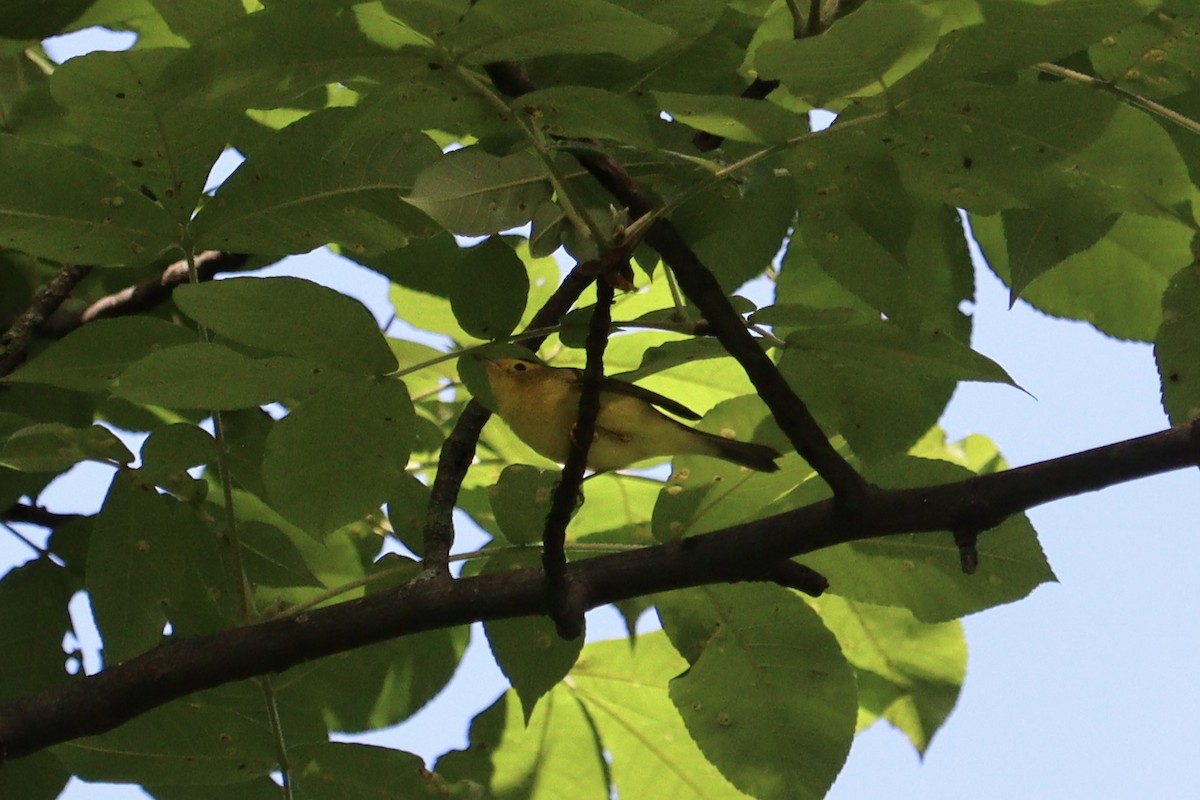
[592,374,703,420]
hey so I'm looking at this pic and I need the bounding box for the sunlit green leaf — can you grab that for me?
[436,688,610,799]
[569,633,750,799]
[659,585,856,800]
[814,595,965,754]
[655,91,809,143]
[483,551,584,721]
[805,456,1057,621]
[755,2,940,106]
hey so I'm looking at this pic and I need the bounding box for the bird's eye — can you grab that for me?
[513,362,527,372]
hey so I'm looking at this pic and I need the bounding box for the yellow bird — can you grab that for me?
[480,357,781,473]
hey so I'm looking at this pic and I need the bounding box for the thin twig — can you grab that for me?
[541,271,616,638]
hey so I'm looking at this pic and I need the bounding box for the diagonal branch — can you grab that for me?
[484,62,869,504]
[541,265,616,638]
[3,418,1196,760]
[0,263,93,378]
[420,264,596,574]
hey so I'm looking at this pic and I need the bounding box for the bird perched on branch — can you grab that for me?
[479,356,781,473]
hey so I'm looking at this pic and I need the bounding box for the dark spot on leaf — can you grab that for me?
[115,92,126,99]
[962,155,973,169]
[131,159,144,168]
[139,185,158,201]
[959,101,972,113]
[427,62,442,70]
[1169,372,1180,382]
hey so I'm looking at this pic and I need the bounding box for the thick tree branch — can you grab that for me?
[420,264,596,573]
[3,419,1196,760]
[485,62,869,504]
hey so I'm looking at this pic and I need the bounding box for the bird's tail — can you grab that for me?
[693,430,782,473]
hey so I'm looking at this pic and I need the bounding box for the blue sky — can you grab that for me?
[3,25,1197,800]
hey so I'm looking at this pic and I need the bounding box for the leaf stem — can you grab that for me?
[1035,62,1200,135]
[182,246,256,621]
[258,675,294,799]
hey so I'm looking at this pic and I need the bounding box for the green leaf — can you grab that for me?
[650,396,809,540]
[1002,208,1120,303]
[278,624,468,732]
[805,456,1057,622]
[654,91,809,143]
[86,471,186,663]
[113,342,329,410]
[777,321,1016,460]
[483,552,584,721]
[146,777,285,800]
[157,2,416,109]
[53,686,280,785]
[175,277,396,374]
[0,750,70,800]
[569,632,749,799]
[973,212,1194,342]
[903,0,1161,92]
[888,82,1193,218]
[149,0,244,42]
[0,560,76,702]
[449,236,530,340]
[192,107,443,255]
[659,585,857,800]
[0,134,177,265]
[139,423,218,488]
[754,3,940,106]
[436,688,611,800]
[516,86,656,148]
[385,473,429,556]
[50,48,231,222]
[455,0,676,63]
[1156,262,1200,424]
[0,0,93,38]
[814,595,965,754]
[291,743,434,799]
[670,169,796,292]
[1091,9,1200,99]
[489,464,558,545]
[2,317,196,393]
[403,147,551,236]
[262,377,414,536]
[238,522,322,590]
[0,422,134,472]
